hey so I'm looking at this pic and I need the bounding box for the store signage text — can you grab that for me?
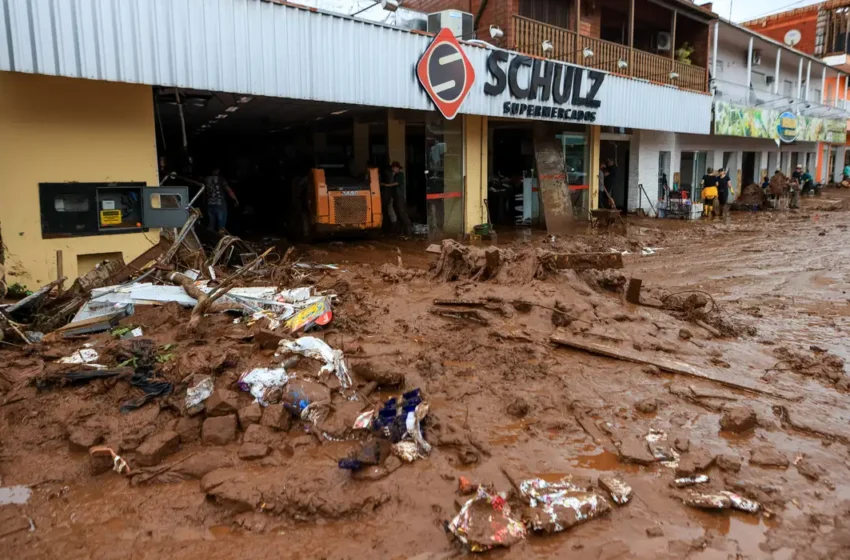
[483,51,604,123]
[776,111,799,143]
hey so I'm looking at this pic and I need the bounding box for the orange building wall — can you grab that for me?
[742,5,821,55]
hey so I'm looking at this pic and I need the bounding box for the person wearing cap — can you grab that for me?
[380,160,413,236]
[792,164,804,184]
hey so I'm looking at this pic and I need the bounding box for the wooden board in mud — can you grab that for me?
[533,133,574,234]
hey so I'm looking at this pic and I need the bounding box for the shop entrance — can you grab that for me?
[487,121,591,229]
[600,139,630,211]
[154,90,458,241]
[742,152,756,186]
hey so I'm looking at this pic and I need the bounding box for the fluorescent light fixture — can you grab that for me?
[582,48,594,58]
[542,40,554,53]
[330,110,348,115]
[617,59,628,69]
[225,106,239,112]
[489,25,503,39]
[237,96,252,104]
[215,114,228,119]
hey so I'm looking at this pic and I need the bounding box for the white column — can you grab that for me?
[760,151,769,181]
[746,37,754,92]
[806,61,812,101]
[835,73,841,107]
[834,147,846,182]
[821,66,827,104]
[712,21,719,81]
[774,48,781,95]
[797,59,803,98]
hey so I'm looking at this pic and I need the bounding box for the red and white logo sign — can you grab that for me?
[416,27,476,120]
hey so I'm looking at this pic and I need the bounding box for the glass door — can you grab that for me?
[425,114,464,237]
[558,132,589,218]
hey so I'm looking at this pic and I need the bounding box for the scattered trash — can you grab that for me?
[185,377,214,414]
[278,337,351,389]
[283,297,333,333]
[237,368,291,406]
[90,446,131,475]
[294,263,340,270]
[519,477,612,533]
[646,429,679,467]
[598,475,633,505]
[673,475,710,488]
[352,409,377,430]
[57,346,105,369]
[0,485,31,505]
[448,486,527,552]
[392,441,420,463]
[412,224,429,236]
[684,491,760,513]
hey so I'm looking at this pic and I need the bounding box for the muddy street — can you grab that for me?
[2,201,850,559]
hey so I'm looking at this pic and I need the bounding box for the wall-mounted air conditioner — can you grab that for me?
[657,32,672,51]
[427,10,474,38]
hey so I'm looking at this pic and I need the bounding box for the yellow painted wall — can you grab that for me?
[463,114,488,233]
[0,72,159,288]
[387,110,406,168]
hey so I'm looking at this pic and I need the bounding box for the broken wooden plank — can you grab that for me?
[533,131,575,234]
[696,320,722,338]
[429,307,490,325]
[5,276,66,316]
[433,298,486,307]
[549,252,624,271]
[626,278,642,304]
[550,332,797,401]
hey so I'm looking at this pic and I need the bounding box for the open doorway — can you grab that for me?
[600,140,629,210]
[742,152,756,186]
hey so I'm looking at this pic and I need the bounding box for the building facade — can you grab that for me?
[0,0,712,287]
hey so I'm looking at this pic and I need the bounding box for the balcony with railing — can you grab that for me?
[511,14,708,93]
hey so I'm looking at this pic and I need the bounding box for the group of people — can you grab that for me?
[699,167,734,219]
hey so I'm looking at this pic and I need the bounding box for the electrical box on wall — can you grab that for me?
[39,183,189,239]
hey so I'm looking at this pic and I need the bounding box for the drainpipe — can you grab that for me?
[746,37,754,104]
[797,58,803,99]
[774,47,781,95]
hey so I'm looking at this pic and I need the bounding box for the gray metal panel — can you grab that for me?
[0,0,711,134]
[142,186,189,229]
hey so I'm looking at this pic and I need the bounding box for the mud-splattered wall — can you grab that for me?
[0,72,159,288]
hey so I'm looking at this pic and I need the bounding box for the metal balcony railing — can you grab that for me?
[511,15,708,93]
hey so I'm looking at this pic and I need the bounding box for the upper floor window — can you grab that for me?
[519,0,569,29]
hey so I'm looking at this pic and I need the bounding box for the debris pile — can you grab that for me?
[772,346,849,391]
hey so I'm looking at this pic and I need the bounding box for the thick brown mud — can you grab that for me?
[2,192,850,559]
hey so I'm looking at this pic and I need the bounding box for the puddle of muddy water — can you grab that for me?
[689,510,778,558]
[570,450,640,474]
[0,485,31,505]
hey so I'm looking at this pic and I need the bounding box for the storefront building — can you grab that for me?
[1,0,710,287]
[625,17,850,214]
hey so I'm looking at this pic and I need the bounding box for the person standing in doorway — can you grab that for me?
[380,161,413,236]
[204,166,239,233]
[717,168,735,221]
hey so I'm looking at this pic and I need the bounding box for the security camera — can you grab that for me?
[489,25,504,39]
[582,48,594,58]
[617,59,628,70]
[542,40,554,53]
[381,0,398,11]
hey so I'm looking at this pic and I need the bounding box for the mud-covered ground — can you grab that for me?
[2,192,850,559]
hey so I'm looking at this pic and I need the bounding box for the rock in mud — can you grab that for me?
[507,397,530,418]
[716,454,742,473]
[750,446,790,468]
[89,446,117,475]
[205,389,240,417]
[551,301,572,327]
[238,403,263,430]
[646,526,664,538]
[678,328,693,341]
[135,430,180,467]
[175,415,202,443]
[634,398,657,414]
[260,403,290,432]
[674,438,690,453]
[616,437,656,465]
[719,406,757,433]
[238,443,270,460]
[795,457,822,481]
[676,451,715,477]
[352,362,404,386]
[68,427,104,452]
[242,424,283,446]
[202,415,238,446]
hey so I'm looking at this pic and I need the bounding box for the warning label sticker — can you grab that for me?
[100,209,122,226]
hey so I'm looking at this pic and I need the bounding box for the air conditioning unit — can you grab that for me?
[427,10,474,38]
[657,32,672,51]
[752,49,762,66]
[766,75,775,85]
